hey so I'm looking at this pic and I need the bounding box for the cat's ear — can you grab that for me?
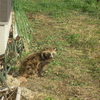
[53,47,56,51]
[44,47,49,50]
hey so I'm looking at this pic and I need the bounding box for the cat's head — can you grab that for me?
[41,47,57,59]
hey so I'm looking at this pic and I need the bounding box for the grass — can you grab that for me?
[16,0,100,99]
[21,0,100,18]
[44,97,55,100]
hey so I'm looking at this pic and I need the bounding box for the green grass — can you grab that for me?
[21,0,100,18]
[65,34,80,46]
[44,97,55,100]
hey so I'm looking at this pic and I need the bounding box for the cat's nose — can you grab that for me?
[50,55,53,58]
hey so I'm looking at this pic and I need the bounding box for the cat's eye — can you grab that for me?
[52,53,55,56]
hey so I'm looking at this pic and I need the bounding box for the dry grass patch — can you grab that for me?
[20,11,100,100]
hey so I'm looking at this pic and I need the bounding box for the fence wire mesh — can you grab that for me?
[0,0,33,99]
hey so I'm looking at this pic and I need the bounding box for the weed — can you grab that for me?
[70,97,80,100]
[70,81,87,86]
[44,97,55,100]
[65,34,80,46]
[84,58,100,81]
[9,66,19,72]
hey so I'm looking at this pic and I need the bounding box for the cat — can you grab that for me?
[20,47,57,78]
